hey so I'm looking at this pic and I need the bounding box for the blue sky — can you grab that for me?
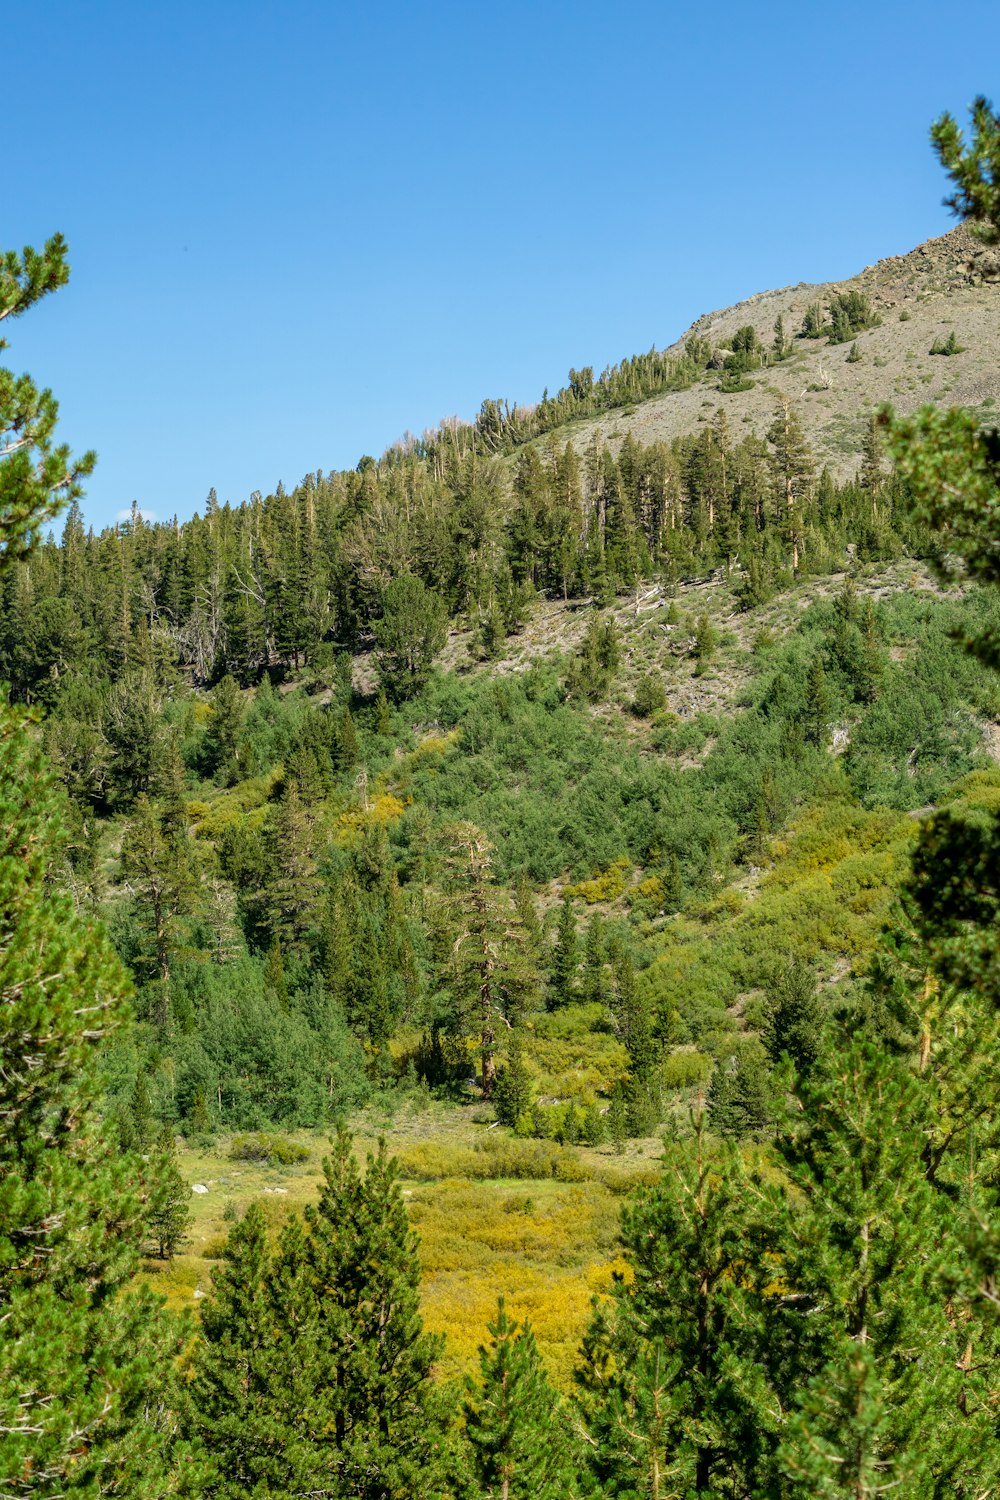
[9,1,1000,531]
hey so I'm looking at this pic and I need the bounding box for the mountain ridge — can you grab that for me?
[559,223,1000,479]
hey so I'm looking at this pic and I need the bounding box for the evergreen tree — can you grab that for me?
[375,573,448,700]
[804,654,831,747]
[492,1031,533,1129]
[766,400,814,572]
[0,697,185,1497]
[767,1033,969,1496]
[0,236,95,570]
[142,1126,191,1262]
[581,914,608,1005]
[765,959,824,1076]
[856,600,884,704]
[120,790,202,985]
[691,612,718,674]
[129,1068,154,1150]
[183,1200,277,1496]
[577,1107,775,1497]
[707,1045,773,1139]
[260,784,321,950]
[463,1299,584,1499]
[932,93,1000,244]
[201,673,247,785]
[190,1133,452,1498]
[443,823,541,1096]
[550,894,579,1008]
[609,937,658,1134]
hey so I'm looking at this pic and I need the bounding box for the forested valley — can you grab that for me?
[7,96,1000,1499]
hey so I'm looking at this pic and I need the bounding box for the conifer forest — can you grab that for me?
[8,93,1000,1498]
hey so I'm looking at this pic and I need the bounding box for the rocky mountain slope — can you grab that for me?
[568,225,1000,477]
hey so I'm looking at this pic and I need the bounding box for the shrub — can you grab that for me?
[569,856,631,904]
[229,1133,310,1166]
[930,330,965,356]
[660,1050,712,1091]
[393,1134,593,1183]
[632,673,668,718]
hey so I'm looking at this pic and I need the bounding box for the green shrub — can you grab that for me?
[660,1051,712,1091]
[229,1133,310,1166]
[930,330,965,356]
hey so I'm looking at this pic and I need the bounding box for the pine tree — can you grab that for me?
[856,600,884,704]
[691,612,718,674]
[767,1034,966,1497]
[581,914,608,1004]
[143,1126,190,1262]
[120,790,202,986]
[443,824,541,1096]
[0,236,96,570]
[375,573,448,700]
[463,1299,584,1499]
[804,654,831,747]
[765,959,824,1076]
[577,1106,776,1497]
[766,400,814,572]
[202,673,247,785]
[129,1068,154,1149]
[492,1031,533,1129]
[707,1045,773,1138]
[859,414,884,520]
[0,698,185,1497]
[550,894,579,1008]
[263,935,290,1011]
[183,1200,277,1495]
[609,937,658,1134]
[191,1133,452,1498]
[261,784,321,950]
[772,312,789,360]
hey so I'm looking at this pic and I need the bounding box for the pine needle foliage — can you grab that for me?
[0,699,186,1498]
[462,1298,585,1499]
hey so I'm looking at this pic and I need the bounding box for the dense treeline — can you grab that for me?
[0,405,909,710]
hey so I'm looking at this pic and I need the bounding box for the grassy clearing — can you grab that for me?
[143,1103,664,1387]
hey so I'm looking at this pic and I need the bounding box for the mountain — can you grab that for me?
[562,224,1000,478]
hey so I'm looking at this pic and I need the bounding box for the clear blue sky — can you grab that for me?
[8,1,1000,531]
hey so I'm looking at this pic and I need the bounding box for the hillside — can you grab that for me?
[563,223,1000,477]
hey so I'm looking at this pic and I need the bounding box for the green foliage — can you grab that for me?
[462,1299,584,1498]
[828,290,879,344]
[764,959,824,1075]
[0,698,185,1497]
[929,329,965,356]
[375,573,448,701]
[932,93,1000,245]
[493,1033,534,1129]
[691,612,718,672]
[577,1109,774,1495]
[142,1126,191,1261]
[0,236,95,572]
[566,612,621,700]
[765,1031,976,1495]
[187,1131,453,1498]
[800,292,878,344]
[550,895,579,1008]
[631,671,667,717]
[706,1042,773,1138]
[229,1132,311,1165]
[801,301,826,339]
